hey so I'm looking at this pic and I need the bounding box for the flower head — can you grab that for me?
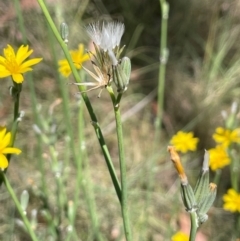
[171,231,189,241]
[208,145,230,171]
[170,131,199,153]
[86,21,125,65]
[213,127,240,147]
[86,21,124,52]
[77,21,128,95]
[223,189,240,213]
[58,44,90,77]
[0,45,42,83]
[0,126,21,169]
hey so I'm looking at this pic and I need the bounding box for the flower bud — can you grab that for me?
[181,183,197,212]
[197,183,217,224]
[20,190,29,214]
[112,57,131,93]
[60,22,69,44]
[194,150,209,205]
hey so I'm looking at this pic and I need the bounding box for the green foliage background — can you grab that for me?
[0,0,239,240]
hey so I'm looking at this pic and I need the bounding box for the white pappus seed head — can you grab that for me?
[86,22,102,46]
[86,21,125,51]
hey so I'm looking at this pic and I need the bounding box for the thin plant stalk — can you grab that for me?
[213,169,222,186]
[107,86,132,241]
[12,0,49,201]
[49,144,66,239]
[1,172,39,241]
[78,100,104,241]
[46,25,85,231]
[155,0,169,134]
[143,1,169,238]
[189,212,198,241]
[46,24,77,159]
[3,81,22,174]
[36,0,121,203]
[229,151,239,192]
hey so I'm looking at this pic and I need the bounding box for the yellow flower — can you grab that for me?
[208,145,230,171]
[58,44,90,77]
[171,231,189,241]
[170,131,199,153]
[223,189,240,213]
[0,127,21,169]
[0,45,42,83]
[213,127,240,147]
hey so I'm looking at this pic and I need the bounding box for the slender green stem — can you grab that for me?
[36,0,121,202]
[46,24,82,229]
[12,83,21,121]
[0,83,22,186]
[79,104,104,241]
[189,211,198,241]
[228,149,239,192]
[9,82,22,151]
[49,145,65,240]
[213,169,222,185]
[7,82,21,160]
[1,172,39,241]
[143,1,169,237]
[115,93,123,107]
[107,86,132,241]
[46,23,77,159]
[155,0,169,134]
[13,0,49,201]
[70,80,84,232]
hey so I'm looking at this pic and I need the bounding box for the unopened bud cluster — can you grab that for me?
[168,147,217,226]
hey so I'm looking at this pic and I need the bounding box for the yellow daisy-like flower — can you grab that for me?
[58,44,90,77]
[0,126,21,169]
[208,145,230,171]
[0,45,42,83]
[171,231,189,241]
[223,189,240,213]
[170,131,199,153]
[213,127,240,147]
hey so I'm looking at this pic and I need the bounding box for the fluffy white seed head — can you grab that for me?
[86,22,102,46]
[86,21,125,51]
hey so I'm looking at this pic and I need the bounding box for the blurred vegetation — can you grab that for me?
[0,0,240,240]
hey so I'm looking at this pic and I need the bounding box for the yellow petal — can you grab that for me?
[16,45,32,64]
[0,56,7,63]
[0,127,7,141]
[58,59,68,66]
[2,147,21,155]
[20,58,43,70]
[4,45,16,58]
[0,67,11,78]
[12,74,24,83]
[80,54,91,62]
[0,154,8,169]
[78,44,84,55]
[0,131,10,150]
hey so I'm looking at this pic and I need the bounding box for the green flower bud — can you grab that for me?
[20,190,29,214]
[197,183,217,224]
[60,22,69,44]
[113,57,131,93]
[194,150,209,206]
[181,183,197,212]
